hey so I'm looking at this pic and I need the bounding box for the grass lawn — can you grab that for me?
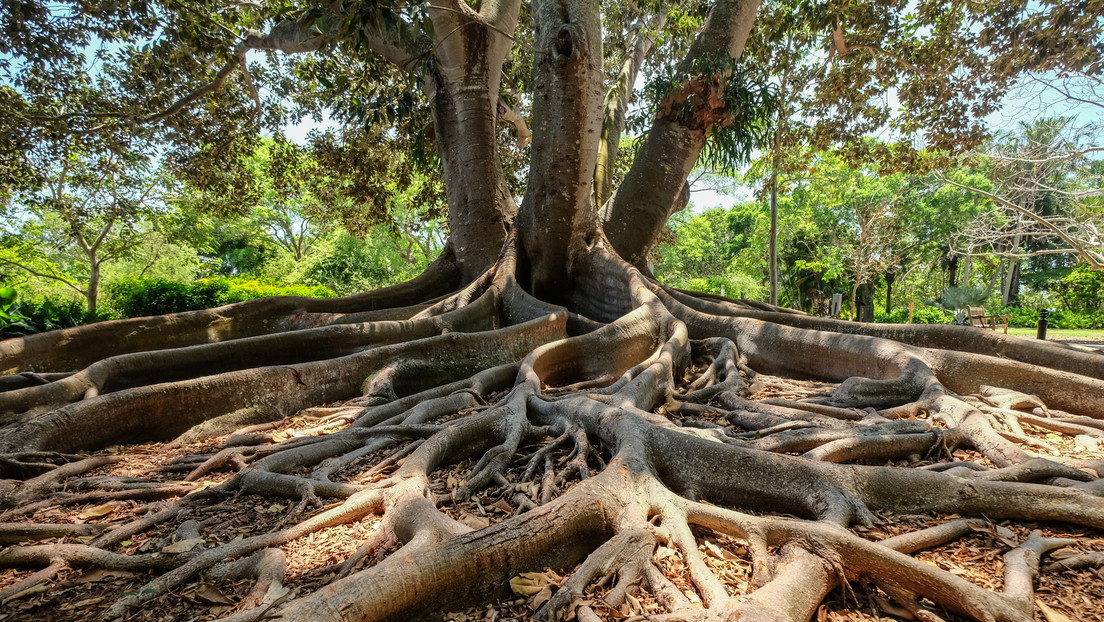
[1006,327,1104,342]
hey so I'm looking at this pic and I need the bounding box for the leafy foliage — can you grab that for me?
[297,231,434,297]
[654,204,767,299]
[926,285,991,312]
[105,277,333,318]
[873,306,953,325]
[0,285,103,337]
[1053,262,1104,313]
[634,54,777,175]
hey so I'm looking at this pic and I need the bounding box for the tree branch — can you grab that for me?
[940,173,1104,270]
[497,98,531,149]
[831,22,934,77]
[0,257,86,297]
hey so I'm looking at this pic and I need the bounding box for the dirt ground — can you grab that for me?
[1,374,1102,622]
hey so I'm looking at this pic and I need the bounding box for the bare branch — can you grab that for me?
[832,22,934,77]
[939,174,1104,270]
[497,98,531,149]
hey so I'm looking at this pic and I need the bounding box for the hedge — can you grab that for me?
[105,277,334,318]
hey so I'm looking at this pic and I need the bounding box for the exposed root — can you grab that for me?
[0,244,1102,622]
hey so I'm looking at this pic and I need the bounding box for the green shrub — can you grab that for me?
[105,277,334,318]
[986,306,1041,328]
[0,288,112,338]
[106,278,227,317]
[874,306,953,324]
[1049,309,1104,329]
[0,286,35,337]
[218,278,333,304]
[1053,263,1104,313]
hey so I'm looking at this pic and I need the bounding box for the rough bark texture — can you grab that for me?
[1,2,1102,622]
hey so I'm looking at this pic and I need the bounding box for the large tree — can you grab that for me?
[2,2,1104,622]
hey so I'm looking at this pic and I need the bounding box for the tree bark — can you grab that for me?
[601,0,762,266]
[769,171,779,306]
[86,259,99,315]
[424,0,522,281]
[885,270,895,315]
[517,0,604,297]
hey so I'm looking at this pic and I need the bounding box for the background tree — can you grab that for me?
[944,119,1104,285]
[0,144,169,312]
[653,203,768,299]
[1,2,1104,622]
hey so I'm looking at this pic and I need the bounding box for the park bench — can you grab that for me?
[967,306,1011,333]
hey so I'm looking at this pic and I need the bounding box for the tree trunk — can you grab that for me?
[517,0,604,297]
[859,281,875,323]
[594,13,665,208]
[85,259,99,315]
[769,171,779,306]
[602,0,761,265]
[1000,233,1022,307]
[423,0,521,281]
[885,270,895,315]
[1006,259,1021,306]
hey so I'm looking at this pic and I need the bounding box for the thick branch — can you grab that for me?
[602,0,762,266]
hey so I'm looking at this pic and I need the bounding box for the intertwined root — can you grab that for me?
[1,247,1103,622]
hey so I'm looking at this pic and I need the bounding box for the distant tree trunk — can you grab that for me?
[947,253,958,287]
[86,260,99,315]
[1006,260,1022,306]
[1001,233,1022,307]
[961,254,973,286]
[859,281,875,322]
[593,12,664,208]
[884,270,895,315]
[769,172,779,306]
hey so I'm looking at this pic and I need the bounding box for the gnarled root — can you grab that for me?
[0,243,1101,622]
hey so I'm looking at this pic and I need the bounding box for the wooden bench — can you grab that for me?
[967,306,1010,333]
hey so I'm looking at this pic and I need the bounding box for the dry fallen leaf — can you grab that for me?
[59,596,104,611]
[527,586,553,610]
[1047,548,1082,561]
[509,572,551,597]
[77,504,115,519]
[654,545,678,560]
[1036,600,1075,622]
[1,583,50,606]
[193,583,235,605]
[460,514,490,530]
[702,540,725,559]
[624,593,643,614]
[76,569,140,584]
[162,537,203,553]
[187,480,219,494]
